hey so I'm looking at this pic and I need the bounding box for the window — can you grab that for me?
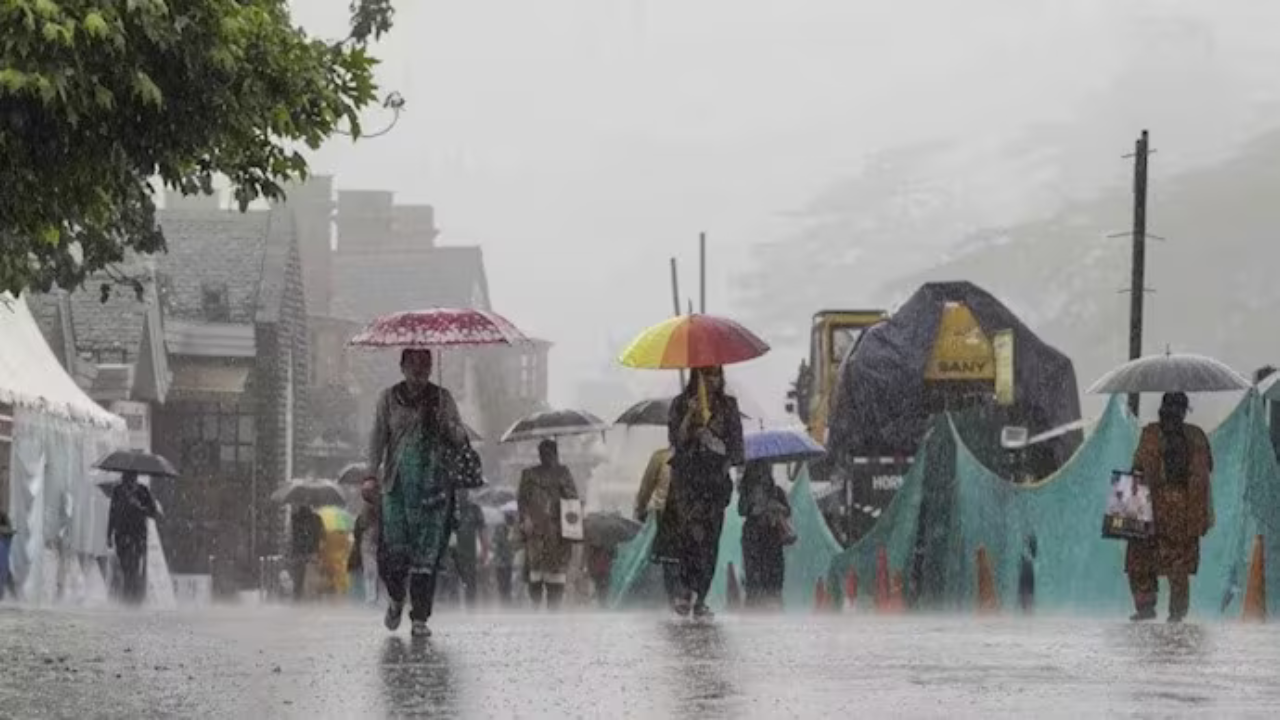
[177,402,254,477]
[519,353,537,400]
[201,282,230,322]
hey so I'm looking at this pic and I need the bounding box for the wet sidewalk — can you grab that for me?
[0,605,1277,718]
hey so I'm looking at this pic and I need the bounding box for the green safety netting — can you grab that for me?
[826,391,1280,618]
[607,472,843,610]
[826,415,937,609]
[782,468,845,609]
[606,491,744,611]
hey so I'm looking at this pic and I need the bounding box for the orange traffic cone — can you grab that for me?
[844,569,859,610]
[726,562,742,610]
[814,578,830,611]
[887,571,906,612]
[875,546,891,611]
[1242,535,1266,622]
[976,545,999,614]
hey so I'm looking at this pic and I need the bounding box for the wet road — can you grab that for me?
[1,604,1279,718]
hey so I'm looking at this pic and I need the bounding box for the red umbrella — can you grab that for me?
[348,307,529,348]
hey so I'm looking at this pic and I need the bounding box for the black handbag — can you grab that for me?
[439,438,485,490]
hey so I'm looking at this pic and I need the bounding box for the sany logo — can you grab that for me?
[872,475,904,491]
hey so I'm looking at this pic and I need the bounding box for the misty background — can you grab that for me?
[290,0,1280,424]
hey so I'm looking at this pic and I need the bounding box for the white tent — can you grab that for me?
[1,294,134,604]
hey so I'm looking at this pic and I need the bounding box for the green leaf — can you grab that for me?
[132,70,163,106]
[38,225,60,246]
[0,68,28,94]
[83,10,108,39]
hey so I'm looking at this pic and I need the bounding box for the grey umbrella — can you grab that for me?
[1087,352,1250,394]
[500,409,609,444]
[94,449,179,478]
[271,479,346,507]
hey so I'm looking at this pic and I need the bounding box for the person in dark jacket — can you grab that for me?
[492,507,517,605]
[452,492,487,607]
[289,505,323,601]
[663,366,744,618]
[738,461,791,608]
[107,472,161,604]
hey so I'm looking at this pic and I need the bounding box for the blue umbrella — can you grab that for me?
[744,428,826,464]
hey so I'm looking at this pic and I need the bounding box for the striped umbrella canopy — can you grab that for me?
[618,314,770,369]
[500,408,609,444]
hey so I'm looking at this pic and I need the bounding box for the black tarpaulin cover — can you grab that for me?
[827,281,1082,468]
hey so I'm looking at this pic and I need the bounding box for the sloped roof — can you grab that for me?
[331,246,489,322]
[155,208,293,324]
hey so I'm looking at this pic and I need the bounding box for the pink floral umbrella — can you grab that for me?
[348,307,529,349]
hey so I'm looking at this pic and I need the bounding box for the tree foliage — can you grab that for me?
[0,0,396,296]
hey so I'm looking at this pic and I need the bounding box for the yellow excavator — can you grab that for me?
[785,310,889,443]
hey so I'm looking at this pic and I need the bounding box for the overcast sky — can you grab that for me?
[290,1,1280,417]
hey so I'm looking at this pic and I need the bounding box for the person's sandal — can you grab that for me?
[385,601,404,631]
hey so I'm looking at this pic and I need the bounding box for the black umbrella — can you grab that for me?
[500,409,609,444]
[614,397,751,427]
[614,398,672,427]
[271,479,346,507]
[94,449,179,478]
[337,463,372,486]
[583,512,642,548]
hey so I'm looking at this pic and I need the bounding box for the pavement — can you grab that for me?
[1,603,1279,718]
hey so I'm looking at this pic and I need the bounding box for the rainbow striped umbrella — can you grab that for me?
[618,314,770,369]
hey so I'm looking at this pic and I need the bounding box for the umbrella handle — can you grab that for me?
[698,375,711,425]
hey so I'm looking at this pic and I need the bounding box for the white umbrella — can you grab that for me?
[1087,352,1250,394]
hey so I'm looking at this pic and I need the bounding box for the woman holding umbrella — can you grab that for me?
[738,462,792,609]
[368,349,470,637]
[663,367,744,618]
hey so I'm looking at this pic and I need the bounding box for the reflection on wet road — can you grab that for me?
[1,605,1279,718]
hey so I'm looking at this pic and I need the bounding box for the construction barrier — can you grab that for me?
[1243,534,1266,622]
[976,545,999,614]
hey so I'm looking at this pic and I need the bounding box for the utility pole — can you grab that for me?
[699,232,707,314]
[1127,130,1150,416]
[670,257,686,387]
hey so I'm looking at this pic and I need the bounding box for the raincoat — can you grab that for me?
[517,464,579,584]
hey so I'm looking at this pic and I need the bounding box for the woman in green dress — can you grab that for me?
[368,349,469,637]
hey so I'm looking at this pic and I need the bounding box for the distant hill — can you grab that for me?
[886,130,1280,420]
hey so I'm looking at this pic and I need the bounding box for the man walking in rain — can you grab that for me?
[518,440,579,609]
[107,471,161,604]
[1126,392,1214,623]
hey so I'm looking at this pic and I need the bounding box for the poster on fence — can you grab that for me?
[1102,470,1153,540]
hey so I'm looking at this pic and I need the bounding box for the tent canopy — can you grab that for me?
[0,295,123,429]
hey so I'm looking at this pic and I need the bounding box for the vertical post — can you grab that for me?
[670,258,686,388]
[699,232,707,314]
[1128,130,1149,416]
